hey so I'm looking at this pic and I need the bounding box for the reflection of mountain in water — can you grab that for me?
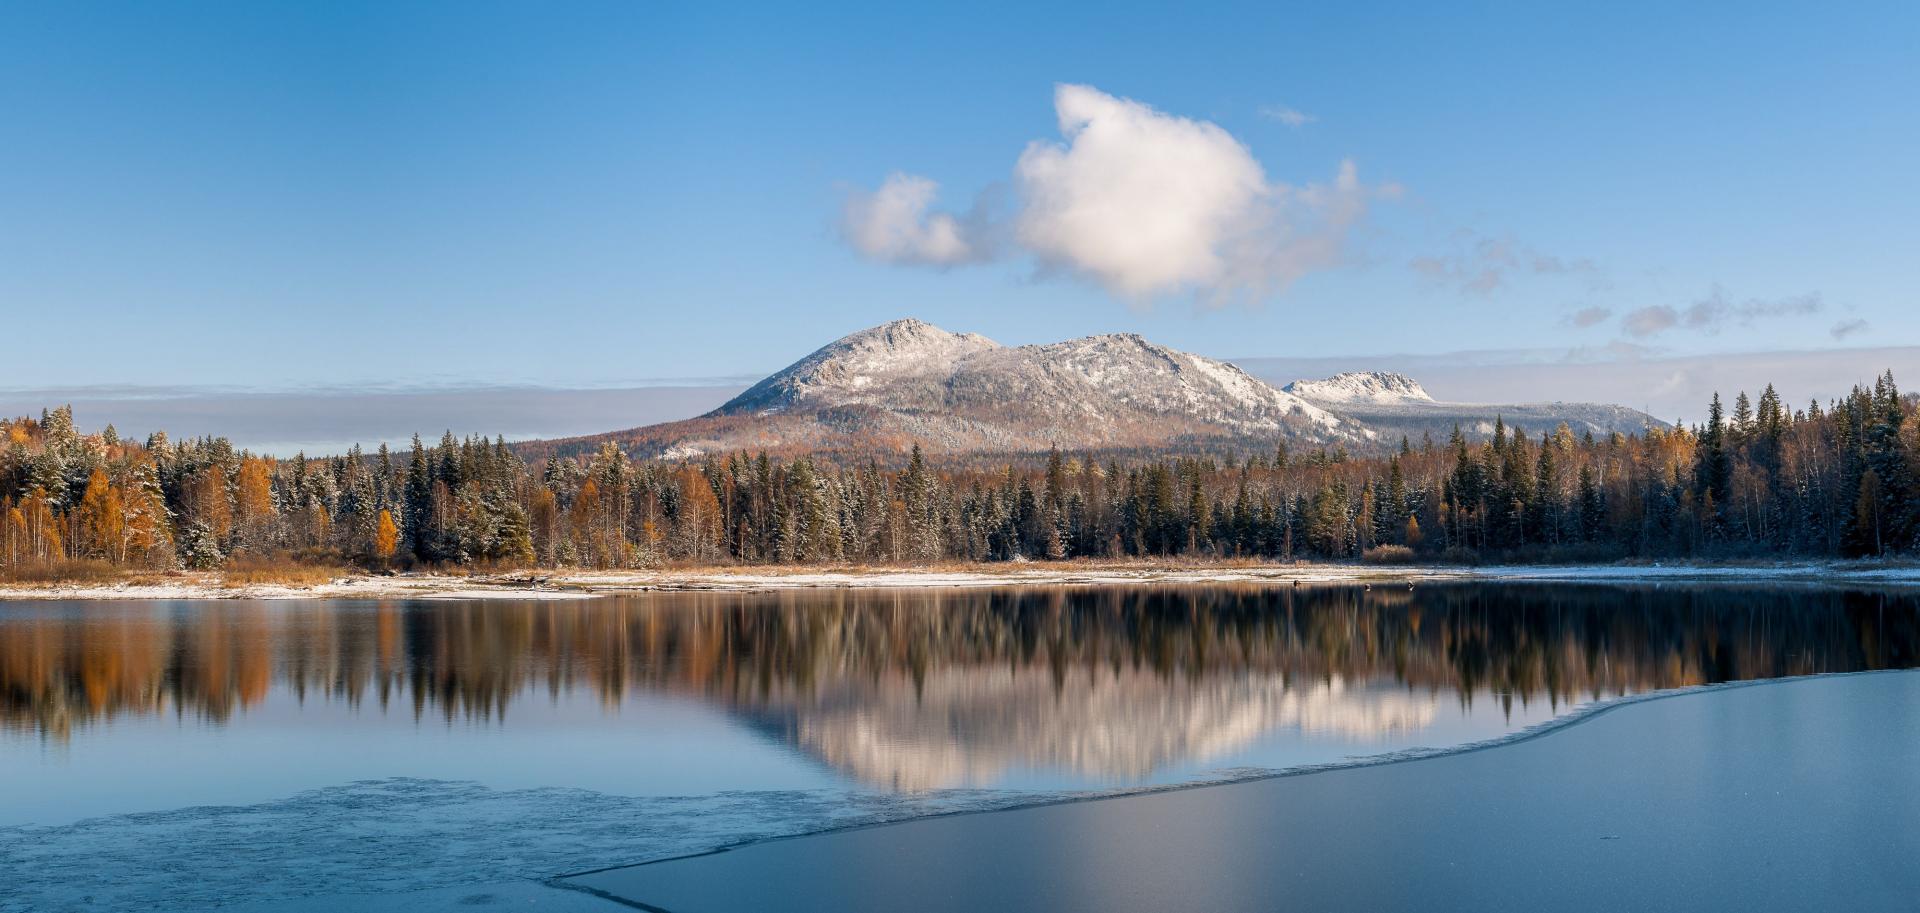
[761,670,1436,790]
[4,584,1918,789]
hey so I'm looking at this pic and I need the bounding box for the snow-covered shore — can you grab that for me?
[5,560,1920,602]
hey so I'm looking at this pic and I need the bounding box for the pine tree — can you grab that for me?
[1577,464,1605,542]
[1696,393,1732,537]
[405,435,432,560]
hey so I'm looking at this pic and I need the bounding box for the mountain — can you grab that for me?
[717,318,1002,416]
[1282,372,1433,405]
[542,319,1348,460]
[1284,369,1660,442]
[526,321,1661,461]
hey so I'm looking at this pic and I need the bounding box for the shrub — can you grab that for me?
[218,554,350,588]
[1361,545,1417,565]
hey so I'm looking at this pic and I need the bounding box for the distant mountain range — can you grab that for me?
[528,319,1662,460]
[1279,370,1660,446]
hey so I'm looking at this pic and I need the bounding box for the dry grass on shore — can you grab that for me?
[217,557,354,589]
[0,559,131,585]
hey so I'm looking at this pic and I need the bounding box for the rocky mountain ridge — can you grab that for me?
[528,319,1661,461]
[1283,371,1433,405]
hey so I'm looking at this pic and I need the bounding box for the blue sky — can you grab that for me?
[2,0,1915,393]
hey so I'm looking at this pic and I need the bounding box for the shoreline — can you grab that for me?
[4,558,1920,601]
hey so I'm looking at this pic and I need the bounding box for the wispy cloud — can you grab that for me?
[1561,339,1661,363]
[1410,231,1605,296]
[1621,286,1823,338]
[1567,306,1614,328]
[1621,305,1680,338]
[840,84,1392,302]
[1831,318,1871,340]
[1258,105,1316,128]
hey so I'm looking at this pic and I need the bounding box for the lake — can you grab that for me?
[3,582,1917,911]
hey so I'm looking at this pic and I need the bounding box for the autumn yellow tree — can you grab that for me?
[673,467,724,561]
[18,488,62,563]
[186,469,232,544]
[3,503,27,566]
[233,457,276,550]
[528,488,557,564]
[373,510,398,565]
[79,469,128,562]
[124,489,166,565]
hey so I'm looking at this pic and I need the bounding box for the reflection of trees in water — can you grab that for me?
[3,585,1917,742]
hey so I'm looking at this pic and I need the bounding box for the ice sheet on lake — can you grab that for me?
[0,778,1103,912]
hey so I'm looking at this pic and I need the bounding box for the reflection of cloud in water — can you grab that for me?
[771,670,1437,791]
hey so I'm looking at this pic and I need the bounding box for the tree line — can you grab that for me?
[3,372,1915,574]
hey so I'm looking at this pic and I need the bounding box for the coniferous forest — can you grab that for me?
[2,374,1916,576]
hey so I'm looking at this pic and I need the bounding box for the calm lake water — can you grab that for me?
[3,582,1918,910]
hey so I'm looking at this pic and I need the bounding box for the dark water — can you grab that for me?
[2,583,1917,910]
[6,583,1918,824]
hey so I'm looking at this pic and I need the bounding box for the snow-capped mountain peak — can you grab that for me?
[1283,372,1434,405]
[700,319,1347,451]
[718,318,1000,415]
[543,321,1664,460]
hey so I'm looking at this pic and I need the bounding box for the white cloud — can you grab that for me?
[1259,105,1316,128]
[1015,84,1382,300]
[841,84,1386,302]
[840,173,983,266]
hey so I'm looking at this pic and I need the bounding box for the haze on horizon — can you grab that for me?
[2,1,1915,447]
[6,336,1913,456]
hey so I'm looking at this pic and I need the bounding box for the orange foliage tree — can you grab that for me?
[373,510,398,564]
[78,468,127,562]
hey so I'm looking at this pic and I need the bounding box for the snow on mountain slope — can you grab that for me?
[1283,372,1433,405]
[528,321,1662,461]
[940,332,1343,436]
[1284,370,1659,440]
[720,319,1001,416]
[624,319,1350,457]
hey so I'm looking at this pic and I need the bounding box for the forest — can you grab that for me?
[2,372,1915,577]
